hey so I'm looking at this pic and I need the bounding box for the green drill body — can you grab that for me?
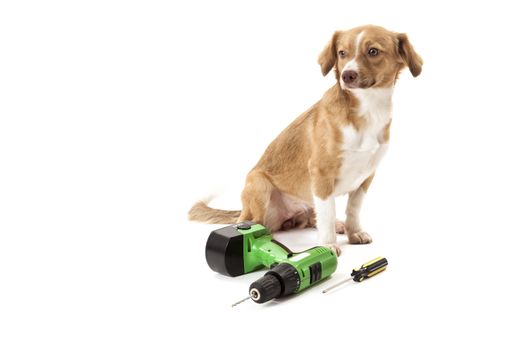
[240,223,337,293]
[205,222,338,303]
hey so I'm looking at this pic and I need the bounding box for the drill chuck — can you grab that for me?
[249,274,281,304]
[249,263,300,304]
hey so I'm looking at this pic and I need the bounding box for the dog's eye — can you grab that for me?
[338,50,347,58]
[368,48,379,57]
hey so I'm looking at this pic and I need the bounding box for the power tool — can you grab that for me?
[322,257,388,293]
[205,221,338,305]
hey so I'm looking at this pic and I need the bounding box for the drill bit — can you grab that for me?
[322,277,352,293]
[231,296,251,307]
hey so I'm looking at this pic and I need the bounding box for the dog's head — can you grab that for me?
[318,25,422,90]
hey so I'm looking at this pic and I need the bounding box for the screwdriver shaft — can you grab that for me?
[322,277,353,293]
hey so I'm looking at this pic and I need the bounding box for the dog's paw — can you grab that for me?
[348,231,373,244]
[335,220,346,235]
[324,243,342,256]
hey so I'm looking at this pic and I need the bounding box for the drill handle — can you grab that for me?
[252,239,293,268]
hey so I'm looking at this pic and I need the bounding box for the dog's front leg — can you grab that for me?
[345,175,374,244]
[310,167,341,255]
[313,195,340,253]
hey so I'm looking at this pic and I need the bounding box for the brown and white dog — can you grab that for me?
[189,25,422,255]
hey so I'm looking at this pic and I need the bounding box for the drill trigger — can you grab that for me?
[270,239,294,258]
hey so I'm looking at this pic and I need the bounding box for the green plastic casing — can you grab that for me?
[239,224,338,293]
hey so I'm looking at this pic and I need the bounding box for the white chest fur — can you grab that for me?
[333,87,393,196]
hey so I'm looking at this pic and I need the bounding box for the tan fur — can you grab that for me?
[188,201,241,224]
[188,25,422,247]
[382,121,391,143]
[397,33,423,77]
[360,174,375,192]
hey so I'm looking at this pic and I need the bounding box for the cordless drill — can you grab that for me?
[205,221,338,304]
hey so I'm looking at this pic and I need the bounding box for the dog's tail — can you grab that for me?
[188,198,241,224]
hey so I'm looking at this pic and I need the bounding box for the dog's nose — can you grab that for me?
[342,70,358,83]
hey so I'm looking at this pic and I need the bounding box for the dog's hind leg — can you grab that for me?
[239,171,280,231]
[290,207,315,230]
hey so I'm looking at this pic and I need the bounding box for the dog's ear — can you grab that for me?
[397,33,423,77]
[318,31,340,76]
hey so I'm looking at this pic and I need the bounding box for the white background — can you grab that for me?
[1,0,525,349]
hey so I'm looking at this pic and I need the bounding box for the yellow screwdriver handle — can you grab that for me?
[351,257,388,282]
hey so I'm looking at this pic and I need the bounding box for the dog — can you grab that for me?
[189,25,422,255]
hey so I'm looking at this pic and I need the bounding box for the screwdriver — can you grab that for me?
[322,257,388,293]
